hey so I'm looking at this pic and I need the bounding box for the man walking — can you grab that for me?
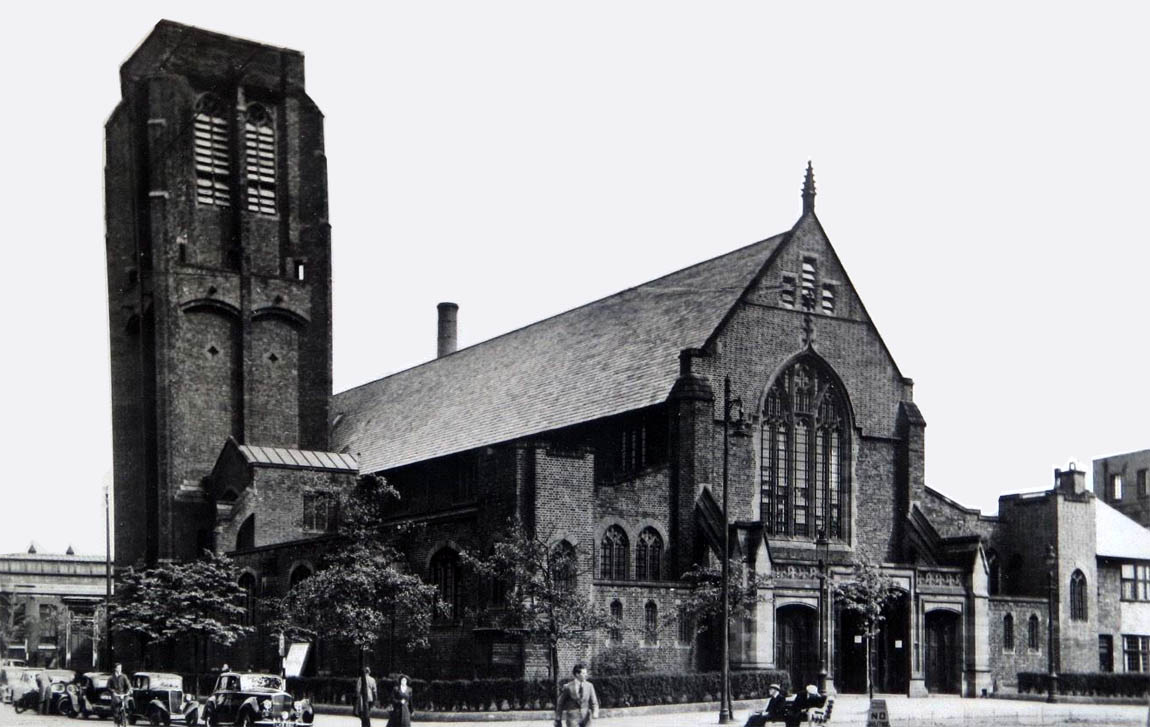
[353,666,377,727]
[555,663,598,727]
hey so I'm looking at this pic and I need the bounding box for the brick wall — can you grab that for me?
[1095,450,1150,526]
[987,596,1048,690]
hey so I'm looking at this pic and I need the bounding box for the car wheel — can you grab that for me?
[60,699,77,717]
[147,706,163,726]
[204,708,218,727]
[184,707,198,727]
[236,711,253,727]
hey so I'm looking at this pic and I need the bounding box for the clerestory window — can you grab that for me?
[760,358,851,540]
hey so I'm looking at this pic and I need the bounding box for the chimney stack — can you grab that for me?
[437,302,458,358]
[1055,463,1087,496]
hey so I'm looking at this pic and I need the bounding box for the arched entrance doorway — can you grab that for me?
[776,604,818,691]
[924,609,961,694]
[834,590,909,694]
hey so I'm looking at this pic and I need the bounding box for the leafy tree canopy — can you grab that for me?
[677,558,770,634]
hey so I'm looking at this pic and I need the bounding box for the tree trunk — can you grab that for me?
[550,640,559,709]
[866,630,874,701]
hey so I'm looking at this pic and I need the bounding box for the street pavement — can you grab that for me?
[4,696,1149,727]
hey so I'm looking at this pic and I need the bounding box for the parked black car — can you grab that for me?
[201,673,312,727]
[73,672,129,719]
[128,672,200,726]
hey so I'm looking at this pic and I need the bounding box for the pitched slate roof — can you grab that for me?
[1095,499,1150,560]
[237,444,358,472]
[332,233,788,473]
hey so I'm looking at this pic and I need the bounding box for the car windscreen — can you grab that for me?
[87,676,110,687]
[149,677,184,690]
[238,675,283,692]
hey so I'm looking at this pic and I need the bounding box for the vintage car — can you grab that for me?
[1,666,39,704]
[128,672,200,726]
[13,669,77,714]
[72,671,128,719]
[201,673,313,727]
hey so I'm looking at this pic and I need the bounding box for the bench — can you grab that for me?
[807,696,834,724]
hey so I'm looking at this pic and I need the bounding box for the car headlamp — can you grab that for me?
[261,699,272,713]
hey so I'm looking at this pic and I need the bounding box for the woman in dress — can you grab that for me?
[387,675,412,727]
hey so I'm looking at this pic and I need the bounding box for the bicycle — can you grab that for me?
[112,692,133,727]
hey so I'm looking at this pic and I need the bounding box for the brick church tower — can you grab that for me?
[105,21,332,567]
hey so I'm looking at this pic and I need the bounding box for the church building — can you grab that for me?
[106,21,1148,697]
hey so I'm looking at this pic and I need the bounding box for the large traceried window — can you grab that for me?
[244,103,277,215]
[194,93,231,208]
[600,526,629,581]
[760,358,851,540]
[635,528,663,581]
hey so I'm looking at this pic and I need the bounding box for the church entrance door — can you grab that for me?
[924,609,961,694]
[776,605,817,691]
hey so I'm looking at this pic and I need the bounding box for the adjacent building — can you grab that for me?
[0,547,106,668]
[1094,450,1150,527]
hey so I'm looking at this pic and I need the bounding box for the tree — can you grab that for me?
[834,558,902,700]
[274,474,442,672]
[108,552,252,672]
[676,558,771,636]
[462,522,614,701]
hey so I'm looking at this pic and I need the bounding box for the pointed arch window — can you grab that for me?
[551,540,576,593]
[609,600,623,643]
[644,601,658,645]
[194,93,231,207]
[431,548,463,623]
[600,526,628,581]
[1003,613,1014,651]
[760,358,851,540]
[1070,570,1088,621]
[1028,614,1040,650]
[635,528,663,581]
[244,103,277,215]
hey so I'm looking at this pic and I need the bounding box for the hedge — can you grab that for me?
[281,669,790,711]
[1018,671,1150,697]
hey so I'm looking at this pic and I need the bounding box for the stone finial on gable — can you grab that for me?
[802,161,816,215]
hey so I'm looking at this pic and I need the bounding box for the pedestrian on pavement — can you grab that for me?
[387,674,412,727]
[353,666,377,727]
[555,663,599,727]
[36,668,51,714]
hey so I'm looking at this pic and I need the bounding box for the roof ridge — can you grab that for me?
[336,233,787,398]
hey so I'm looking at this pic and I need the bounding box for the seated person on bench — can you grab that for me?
[744,683,788,726]
[783,685,826,727]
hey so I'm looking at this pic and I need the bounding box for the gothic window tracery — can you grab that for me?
[194,93,231,207]
[600,526,628,581]
[635,528,663,581]
[760,358,850,540]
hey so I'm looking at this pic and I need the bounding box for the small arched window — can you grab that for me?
[239,573,258,625]
[987,549,1000,596]
[635,528,663,581]
[431,548,463,623]
[236,514,255,551]
[1070,570,1088,621]
[600,526,629,581]
[1028,614,1040,650]
[551,540,576,593]
[1003,613,1014,651]
[677,606,694,645]
[193,93,231,208]
[289,564,313,589]
[644,601,658,645]
[609,600,623,643]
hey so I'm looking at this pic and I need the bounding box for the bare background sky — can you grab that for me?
[2,2,1146,556]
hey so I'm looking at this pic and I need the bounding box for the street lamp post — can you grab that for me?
[1045,544,1058,703]
[817,532,830,694]
[719,376,743,724]
[104,484,113,670]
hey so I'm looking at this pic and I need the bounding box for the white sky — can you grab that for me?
[1,2,1146,556]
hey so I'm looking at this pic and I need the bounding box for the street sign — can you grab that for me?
[867,698,890,727]
[284,642,310,678]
